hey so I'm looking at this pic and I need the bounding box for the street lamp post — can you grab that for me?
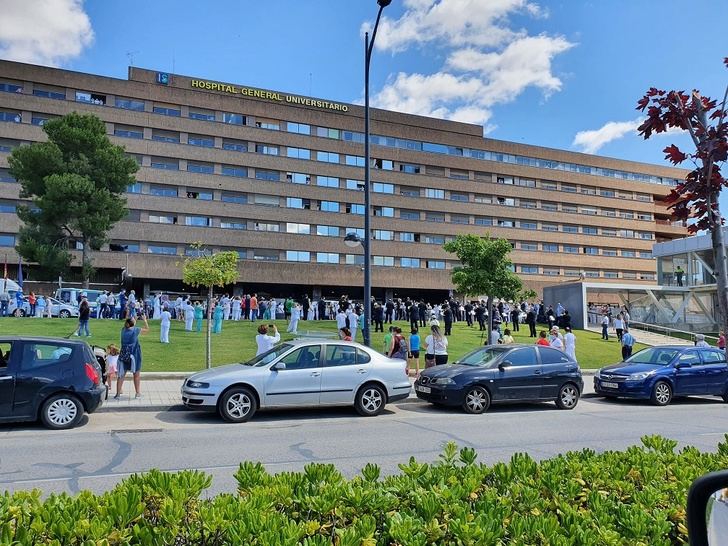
[362,0,391,347]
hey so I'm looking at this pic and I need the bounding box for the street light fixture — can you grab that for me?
[344,232,363,248]
[361,0,391,347]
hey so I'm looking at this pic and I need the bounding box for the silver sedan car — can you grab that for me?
[182,339,411,422]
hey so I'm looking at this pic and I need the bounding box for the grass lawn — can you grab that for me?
[0,317,644,372]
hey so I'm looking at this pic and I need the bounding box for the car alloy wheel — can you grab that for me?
[219,387,257,423]
[41,394,82,429]
[355,384,386,416]
[651,381,672,406]
[59,310,71,318]
[462,386,490,414]
[722,389,728,403]
[556,383,580,410]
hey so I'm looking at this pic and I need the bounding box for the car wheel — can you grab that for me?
[651,381,672,406]
[40,393,83,430]
[355,384,386,416]
[59,310,70,318]
[462,386,490,414]
[556,383,580,410]
[14,309,25,317]
[218,387,257,423]
[722,389,728,403]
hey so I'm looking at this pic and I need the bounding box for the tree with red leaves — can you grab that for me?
[637,57,728,332]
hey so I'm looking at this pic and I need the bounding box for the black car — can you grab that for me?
[0,336,106,429]
[414,344,584,414]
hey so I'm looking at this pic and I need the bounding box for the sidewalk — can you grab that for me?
[99,370,596,413]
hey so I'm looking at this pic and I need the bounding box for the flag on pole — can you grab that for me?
[17,257,23,289]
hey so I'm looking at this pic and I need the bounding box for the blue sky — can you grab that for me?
[2,0,726,204]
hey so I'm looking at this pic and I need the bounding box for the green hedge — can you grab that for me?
[2,435,727,545]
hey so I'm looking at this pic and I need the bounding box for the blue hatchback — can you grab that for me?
[594,346,728,406]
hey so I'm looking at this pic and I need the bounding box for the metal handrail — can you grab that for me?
[628,320,719,344]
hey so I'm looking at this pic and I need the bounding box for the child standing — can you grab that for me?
[105,344,119,393]
[409,327,421,377]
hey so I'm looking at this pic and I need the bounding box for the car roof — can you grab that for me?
[0,335,87,345]
[285,338,371,348]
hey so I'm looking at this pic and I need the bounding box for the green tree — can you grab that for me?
[8,112,138,286]
[182,249,239,369]
[444,234,525,343]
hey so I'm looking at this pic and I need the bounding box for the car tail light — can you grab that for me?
[405,362,409,377]
[85,363,100,386]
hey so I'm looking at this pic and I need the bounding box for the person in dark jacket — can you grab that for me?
[385,300,394,324]
[443,304,453,336]
[526,308,537,338]
[475,304,486,331]
[409,302,420,332]
[75,297,91,337]
[373,303,384,332]
[511,308,520,332]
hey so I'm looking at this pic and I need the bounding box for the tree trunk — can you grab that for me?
[486,295,493,345]
[709,195,728,335]
[206,285,212,369]
[81,240,90,289]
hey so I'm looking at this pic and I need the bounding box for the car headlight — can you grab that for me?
[627,371,654,381]
[594,369,601,379]
[432,377,457,386]
[186,380,210,389]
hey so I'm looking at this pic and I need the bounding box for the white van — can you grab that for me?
[54,288,106,311]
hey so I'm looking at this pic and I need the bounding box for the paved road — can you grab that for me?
[2,386,727,497]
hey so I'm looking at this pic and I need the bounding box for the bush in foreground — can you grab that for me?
[2,435,727,545]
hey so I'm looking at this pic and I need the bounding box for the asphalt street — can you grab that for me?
[2,385,727,497]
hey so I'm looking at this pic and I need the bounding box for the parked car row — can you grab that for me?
[1,334,727,430]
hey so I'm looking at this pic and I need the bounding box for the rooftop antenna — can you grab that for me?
[126,50,139,67]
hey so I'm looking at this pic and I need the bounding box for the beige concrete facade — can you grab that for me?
[0,60,688,298]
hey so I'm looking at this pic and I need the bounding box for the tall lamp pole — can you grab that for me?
[363,0,391,347]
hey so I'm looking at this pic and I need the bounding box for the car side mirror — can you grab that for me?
[687,470,728,546]
[272,362,286,371]
[498,361,512,372]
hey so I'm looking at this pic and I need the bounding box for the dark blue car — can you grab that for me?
[414,344,584,414]
[594,346,728,406]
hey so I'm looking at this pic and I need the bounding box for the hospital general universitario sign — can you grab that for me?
[190,79,350,112]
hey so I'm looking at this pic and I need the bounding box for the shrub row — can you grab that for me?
[2,435,727,545]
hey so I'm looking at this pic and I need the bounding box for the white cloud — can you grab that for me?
[0,0,93,67]
[572,118,642,154]
[363,0,574,131]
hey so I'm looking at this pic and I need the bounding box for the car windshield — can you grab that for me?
[242,343,294,367]
[625,347,679,366]
[457,347,505,367]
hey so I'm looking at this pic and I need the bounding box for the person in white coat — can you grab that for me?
[256,324,280,356]
[348,309,359,341]
[287,302,301,334]
[184,300,195,331]
[160,305,172,343]
[222,295,231,321]
[564,327,577,361]
[153,294,161,320]
[232,296,242,321]
[336,308,348,337]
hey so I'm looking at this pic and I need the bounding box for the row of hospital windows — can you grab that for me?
[0,186,657,240]
[0,233,656,279]
[124,179,653,222]
[0,80,680,187]
[0,118,659,208]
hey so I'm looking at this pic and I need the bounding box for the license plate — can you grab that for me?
[416,385,431,394]
[601,381,618,389]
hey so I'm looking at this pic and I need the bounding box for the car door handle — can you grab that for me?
[534,370,542,375]
[310,371,321,377]
[356,369,368,374]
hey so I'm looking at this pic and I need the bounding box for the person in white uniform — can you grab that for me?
[287,302,301,334]
[153,294,161,320]
[256,324,280,356]
[222,295,231,321]
[564,327,577,360]
[347,308,359,341]
[184,300,195,331]
[232,296,242,321]
[336,308,348,338]
[160,305,172,343]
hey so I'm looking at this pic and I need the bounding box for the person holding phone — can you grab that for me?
[116,313,149,399]
[256,324,280,356]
